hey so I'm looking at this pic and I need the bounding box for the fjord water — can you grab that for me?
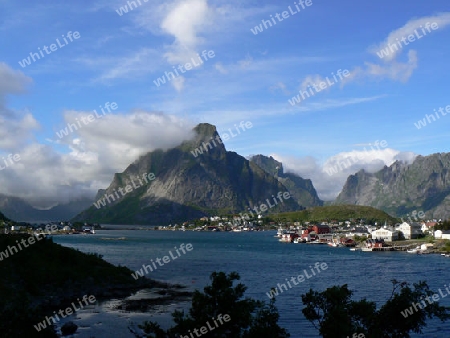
[53,230,450,337]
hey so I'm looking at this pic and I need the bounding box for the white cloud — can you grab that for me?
[161,0,211,64]
[215,62,228,74]
[0,65,197,208]
[312,13,450,89]
[0,62,32,108]
[0,63,38,151]
[369,12,450,62]
[54,109,196,173]
[172,75,185,91]
[300,74,328,91]
[0,113,40,150]
[365,50,418,82]
[76,48,162,82]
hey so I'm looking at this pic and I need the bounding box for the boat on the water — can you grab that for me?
[327,235,344,247]
[407,246,420,254]
[359,239,395,252]
[279,233,299,243]
[275,227,285,238]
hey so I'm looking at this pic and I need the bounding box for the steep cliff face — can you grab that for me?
[250,155,323,207]
[74,124,302,224]
[335,153,450,218]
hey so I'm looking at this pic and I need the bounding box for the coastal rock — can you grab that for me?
[61,321,78,336]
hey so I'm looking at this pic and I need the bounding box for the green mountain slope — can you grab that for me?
[270,205,399,224]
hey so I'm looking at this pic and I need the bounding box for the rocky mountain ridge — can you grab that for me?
[334,152,450,218]
[250,154,323,207]
[73,123,322,225]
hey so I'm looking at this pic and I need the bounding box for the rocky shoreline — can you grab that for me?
[51,284,193,338]
[0,234,194,337]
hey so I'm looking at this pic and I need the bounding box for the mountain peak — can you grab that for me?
[73,124,325,224]
[250,155,284,177]
[250,154,323,207]
[182,123,226,156]
[335,152,450,218]
[193,123,218,138]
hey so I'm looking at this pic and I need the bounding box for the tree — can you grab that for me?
[140,271,289,338]
[436,219,450,231]
[301,280,450,338]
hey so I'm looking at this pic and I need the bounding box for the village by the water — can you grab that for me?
[11,210,450,256]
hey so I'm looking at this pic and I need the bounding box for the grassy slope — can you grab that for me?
[269,205,399,224]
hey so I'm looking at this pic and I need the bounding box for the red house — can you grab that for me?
[311,224,331,234]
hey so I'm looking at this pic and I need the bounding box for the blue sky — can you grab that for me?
[1,0,450,206]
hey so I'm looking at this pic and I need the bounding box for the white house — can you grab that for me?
[396,222,423,239]
[434,230,450,240]
[371,228,399,241]
[420,222,430,233]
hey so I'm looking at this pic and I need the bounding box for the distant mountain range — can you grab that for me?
[2,124,450,224]
[335,152,450,218]
[72,123,322,225]
[0,194,93,223]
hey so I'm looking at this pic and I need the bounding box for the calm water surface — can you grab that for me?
[53,230,450,337]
